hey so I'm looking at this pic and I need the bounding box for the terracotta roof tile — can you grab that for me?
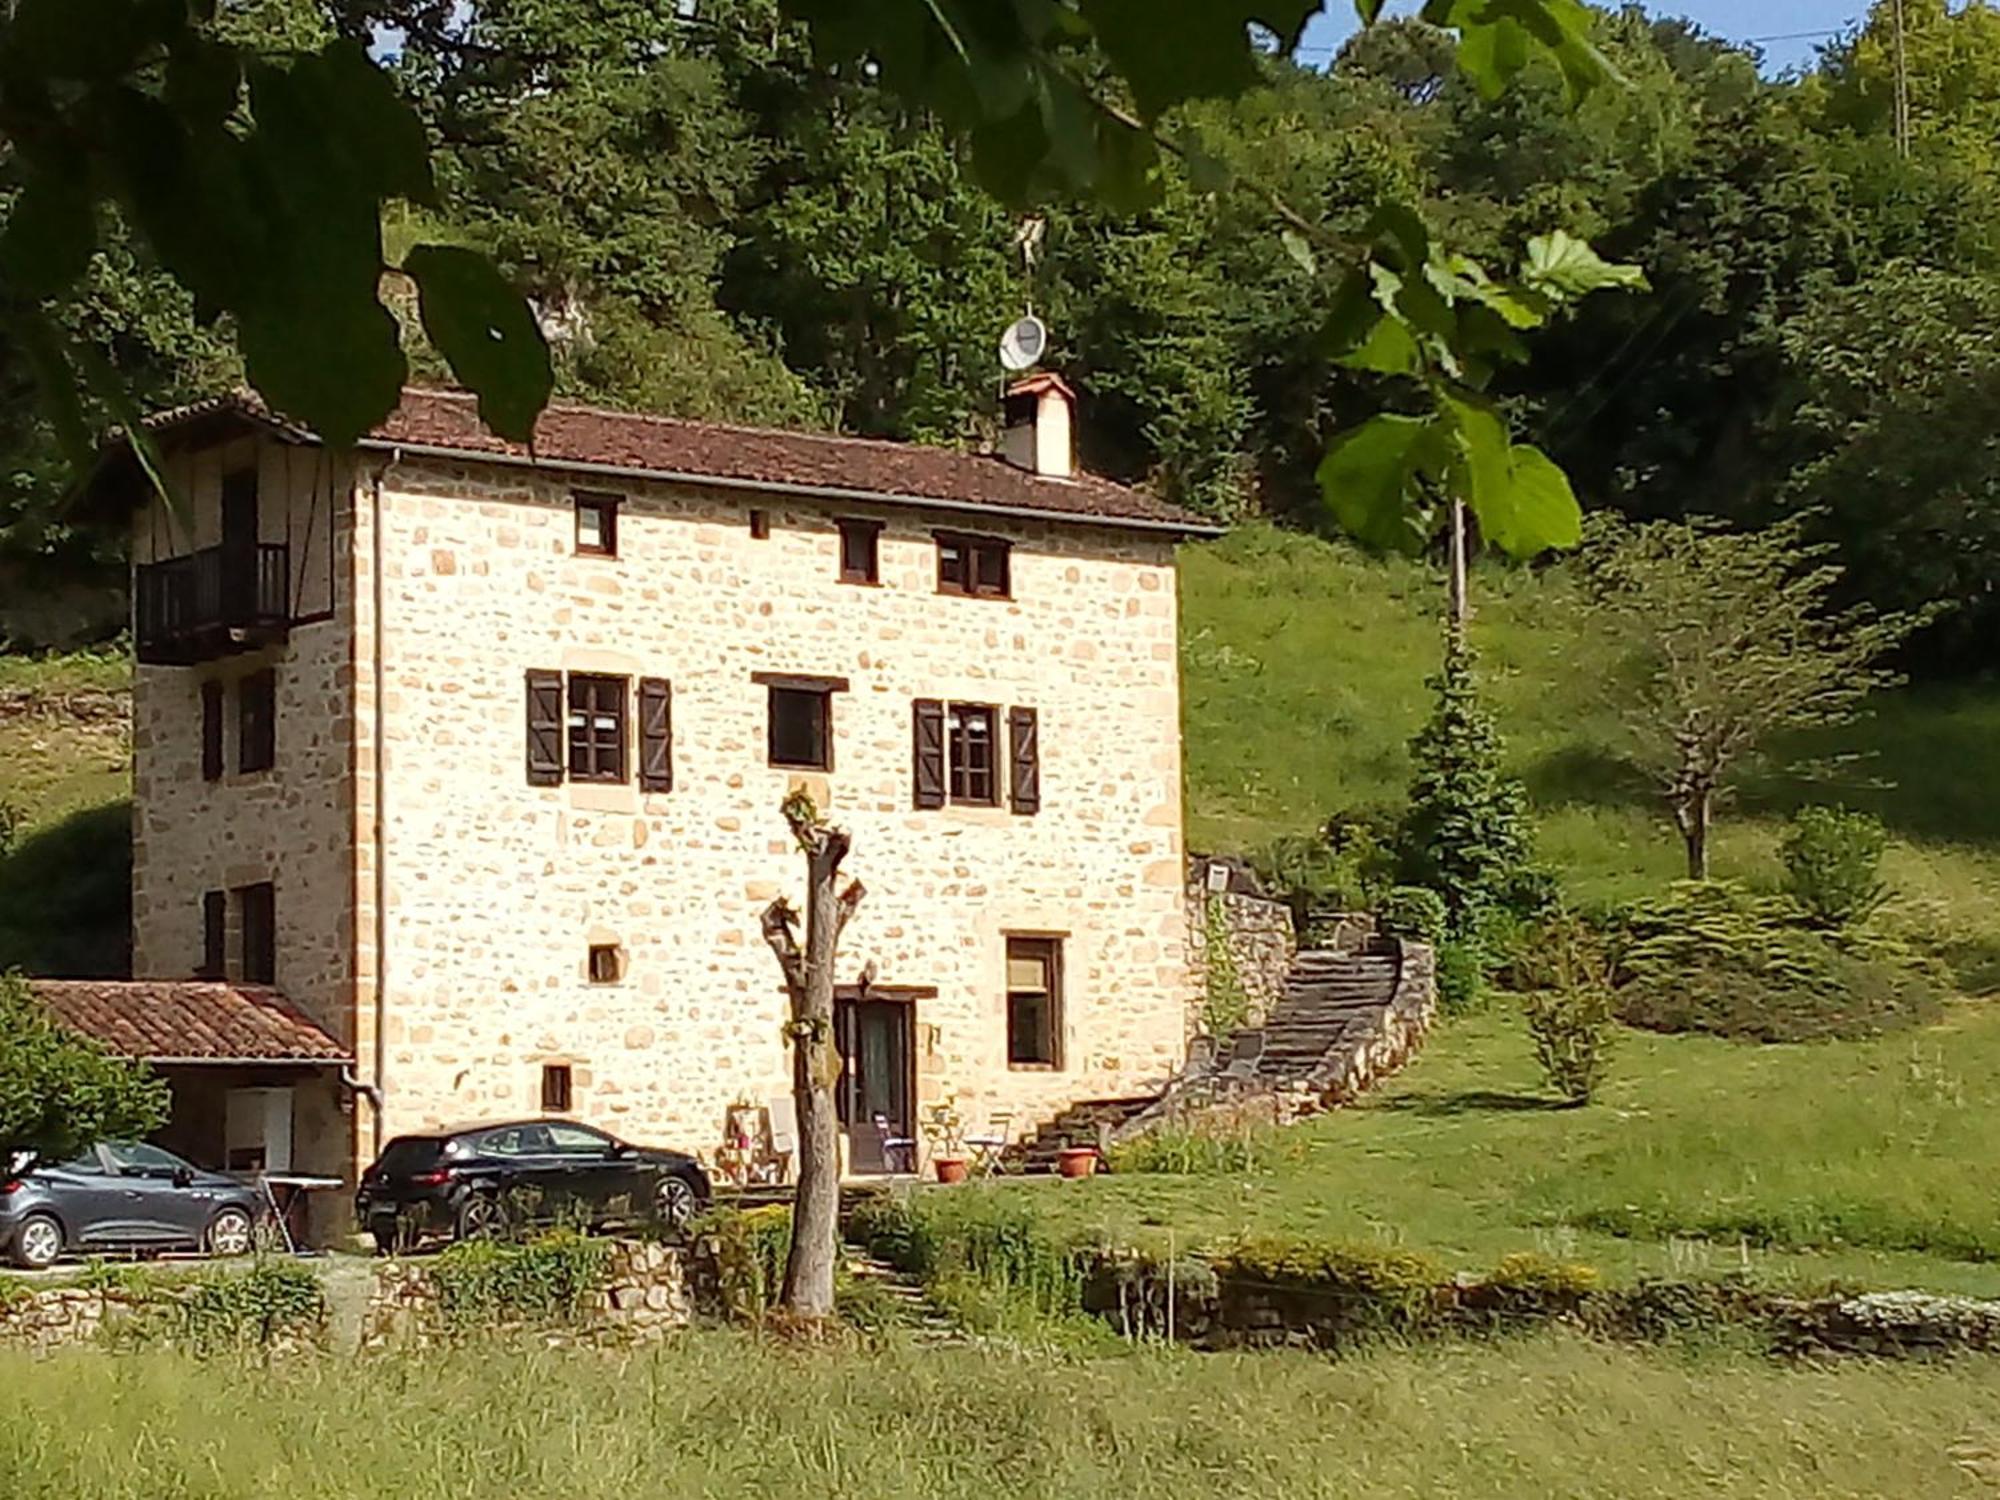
[137,386,1219,535]
[31,980,350,1065]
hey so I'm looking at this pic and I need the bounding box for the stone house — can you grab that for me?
[63,377,1216,1233]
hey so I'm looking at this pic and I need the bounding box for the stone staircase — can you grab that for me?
[1002,1095,1162,1173]
[1232,948,1405,1085]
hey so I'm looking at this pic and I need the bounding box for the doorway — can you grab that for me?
[835,996,914,1175]
[220,467,259,621]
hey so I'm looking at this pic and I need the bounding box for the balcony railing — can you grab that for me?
[135,543,290,666]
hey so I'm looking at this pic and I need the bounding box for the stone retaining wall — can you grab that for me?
[1185,863,1296,1036]
[362,1239,692,1348]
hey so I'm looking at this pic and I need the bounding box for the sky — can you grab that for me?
[1297,1,1870,75]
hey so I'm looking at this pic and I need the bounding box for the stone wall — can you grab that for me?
[1185,860,1294,1037]
[361,1239,691,1347]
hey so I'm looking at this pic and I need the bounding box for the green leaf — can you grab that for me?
[249,42,436,210]
[404,244,554,445]
[165,32,242,126]
[1423,0,1615,105]
[72,336,179,521]
[0,173,97,297]
[0,0,170,83]
[1280,228,1317,277]
[1522,229,1649,301]
[1443,396,1582,557]
[1353,0,1388,21]
[1319,268,1383,357]
[1364,202,1430,271]
[1339,315,1422,376]
[1317,413,1441,554]
[1077,0,1318,118]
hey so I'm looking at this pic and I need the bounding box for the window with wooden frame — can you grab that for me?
[566,673,629,783]
[574,492,619,557]
[200,680,224,782]
[946,703,999,806]
[199,890,226,979]
[237,881,276,986]
[837,518,882,584]
[748,508,770,539]
[238,668,276,775]
[936,532,1010,598]
[540,1063,573,1113]
[757,673,844,771]
[1005,936,1063,1068]
[587,944,623,984]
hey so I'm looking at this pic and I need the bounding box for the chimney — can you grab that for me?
[1000,373,1075,480]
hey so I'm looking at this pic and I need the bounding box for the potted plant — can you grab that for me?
[924,1095,968,1184]
[1056,1144,1098,1179]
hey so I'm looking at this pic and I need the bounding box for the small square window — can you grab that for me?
[838,519,881,584]
[575,493,619,556]
[588,944,623,984]
[541,1064,573,1113]
[567,674,628,783]
[937,532,1010,598]
[768,686,832,770]
[1006,936,1063,1068]
[749,508,770,539]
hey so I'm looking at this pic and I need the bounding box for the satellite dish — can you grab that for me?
[999,314,1048,373]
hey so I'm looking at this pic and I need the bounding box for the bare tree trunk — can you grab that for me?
[1673,786,1712,881]
[1447,498,1469,640]
[760,794,863,1322]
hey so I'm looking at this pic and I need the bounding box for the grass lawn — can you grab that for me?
[5,1335,1999,1499]
[961,1003,2000,1296]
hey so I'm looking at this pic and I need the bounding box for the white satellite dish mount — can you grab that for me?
[998,313,1048,373]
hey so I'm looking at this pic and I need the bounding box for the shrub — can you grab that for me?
[1219,1236,1446,1337]
[1396,633,1534,931]
[1433,938,1489,1015]
[1781,806,1889,928]
[1199,897,1252,1040]
[698,1205,792,1322]
[427,1230,613,1329]
[1517,916,1617,1104]
[1379,885,1447,946]
[1106,1120,1290,1176]
[109,1260,328,1355]
[1249,813,1394,930]
[848,1190,1090,1323]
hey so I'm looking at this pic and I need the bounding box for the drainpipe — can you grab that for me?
[367,453,399,1156]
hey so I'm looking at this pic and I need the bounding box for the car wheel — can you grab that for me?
[653,1175,700,1234]
[11,1213,63,1271]
[206,1207,254,1258]
[454,1192,506,1243]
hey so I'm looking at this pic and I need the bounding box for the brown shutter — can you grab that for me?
[200,890,226,978]
[1008,706,1040,815]
[913,698,946,809]
[526,669,564,785]
[638,677,673,792]
[201,680,224,782]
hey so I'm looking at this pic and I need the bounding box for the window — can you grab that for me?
[837,518,881,584]
[200,890,226,979]
[574,492,619,556]
[545,1122,612,1156]
[201,680,224,781]
[755,673,847,770]
[238,669,276,775]
[237,881,275,985]
[482,1124,552,1156]
[1006,936,1063,1068]
[566,674,628,783]
[947,703,999,805]
[103,1141,186,1177]
[749,508,770,539]
[588,943,623,984]
[937,532,1010,598]
[540,1064,573,1114]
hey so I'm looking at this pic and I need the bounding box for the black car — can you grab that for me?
[355,1119,710,1253]
[2,1141,261,1270]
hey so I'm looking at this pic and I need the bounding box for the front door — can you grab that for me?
[836,998,914,1174]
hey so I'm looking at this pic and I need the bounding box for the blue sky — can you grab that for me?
[1298,1,1870,75]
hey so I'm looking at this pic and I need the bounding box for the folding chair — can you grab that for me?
[964,1111,1014,1177]
[873,1112,918,1175]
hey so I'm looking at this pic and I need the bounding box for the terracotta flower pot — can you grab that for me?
[933,1157,969,1184]
[1056,1147,1098,1180]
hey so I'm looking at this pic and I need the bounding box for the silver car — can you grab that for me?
[1,1141,261,1270]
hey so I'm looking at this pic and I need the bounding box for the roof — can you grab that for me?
[31,980,351,1066]
[120,386,1220,537]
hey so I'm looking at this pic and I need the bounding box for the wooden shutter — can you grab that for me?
[201,680,224,782]
[526,669,564,785]
[200,890,226,979]
[1008,706,1041,815]
[912,698,946,809]
[638,677,673,792]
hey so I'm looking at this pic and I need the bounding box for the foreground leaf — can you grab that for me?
[1317,413,1441,553]
[405,244,554,444]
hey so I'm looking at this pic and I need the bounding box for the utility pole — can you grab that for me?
[1892,0,1911,159]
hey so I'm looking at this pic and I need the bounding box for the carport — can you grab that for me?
[30,980,353,1243]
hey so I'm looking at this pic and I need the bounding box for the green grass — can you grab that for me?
[6,1335,2000,1498]
[1179,525,2000,989]
[968,1004,2000,1296]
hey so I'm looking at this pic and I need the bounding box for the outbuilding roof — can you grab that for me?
[119,386,1221,537]
[31,980,351,1066]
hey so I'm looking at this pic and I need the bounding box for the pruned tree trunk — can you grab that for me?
[1673,784,1713,881]
[760,793,863,1321]
[1447,498,1470,639]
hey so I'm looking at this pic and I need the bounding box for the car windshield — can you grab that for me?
[377,1138,445,1176]
[102,1141,187,1175]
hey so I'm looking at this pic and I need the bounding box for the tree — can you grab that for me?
[0,972,168,1167]
[758,791,863,1321]
[1579,514,1934,881]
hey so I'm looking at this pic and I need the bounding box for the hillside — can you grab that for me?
[2,527,1997,987]
[1182,525,2000,993]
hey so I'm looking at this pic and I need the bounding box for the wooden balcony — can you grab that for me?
[135,543,290,666]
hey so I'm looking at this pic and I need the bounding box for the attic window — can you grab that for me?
[838,518,881,584]
[541,1064,573,1113]
[575,493,619,556]
[937,532,1010,599]
[749,509,770,540]
[588,944,623,984]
